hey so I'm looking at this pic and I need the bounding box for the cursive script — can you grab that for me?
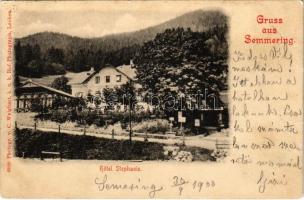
[256,170,288,193]
[95,174,163,198]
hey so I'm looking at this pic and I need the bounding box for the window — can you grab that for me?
[105,76,110,83]
[95,76,100,84]
[95,91,101,96]
[116,75,122,82]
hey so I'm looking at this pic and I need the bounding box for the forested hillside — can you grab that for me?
[15,10,228,78]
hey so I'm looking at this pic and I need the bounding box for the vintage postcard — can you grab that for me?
[0,0,302,198]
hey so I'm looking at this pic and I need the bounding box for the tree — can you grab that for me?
[115,81,137,110]
[14,41,22,71]
[43,62,65,75]
[14,75,21,88]
[134,27,228,111]
[30,97,44,113]
[102,87,117,109]
[26,59,43,77]
[46,47,64,64]
[51,76,71,94]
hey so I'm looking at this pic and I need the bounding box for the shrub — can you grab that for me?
[50,109,70,123]
[36,106,171,132]
[30,97,43,113]
[93,117,106,127]
[173,127,193,136]
[76,109,97,125]
[133,119,170,134]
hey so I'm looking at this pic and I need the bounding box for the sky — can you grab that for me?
[14,4,198,38]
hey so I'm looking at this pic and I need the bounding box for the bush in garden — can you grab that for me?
[50,109,70,123]
[34,111,51,121]
[93,118,106,127]
[30,97,44,113]
[51,97,68,109]
[109,112,129,124]
[76,109,97,125]
[69,108,78,122]
[35,102,169,131]
[133,119,170,134]
[147,121,169,133]
[210,149,227,162]
[133,111,153,122]
[173,127,194,136]
[86,110,98,125]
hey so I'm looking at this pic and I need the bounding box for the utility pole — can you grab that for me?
[129,107,132,142]
[181,121,185,146]
[128,80,132,143]
[178,111,186,146]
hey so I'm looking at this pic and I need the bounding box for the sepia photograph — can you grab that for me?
[13,8,229,162]
[1,1,302,198]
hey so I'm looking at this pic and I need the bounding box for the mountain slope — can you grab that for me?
[16,10,228,53]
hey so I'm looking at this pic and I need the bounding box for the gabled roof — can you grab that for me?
[82,64,135,84]
[66,68,95,85]
[19,75,62,86]
[19,79,76,98]
[19,69,95,86]
[116,65,136,80]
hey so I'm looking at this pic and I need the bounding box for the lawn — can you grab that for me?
[15,128,215,161]
[15,128,165,160]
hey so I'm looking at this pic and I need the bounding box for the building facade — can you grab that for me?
[71,64,137,97]
[15,80,76,112]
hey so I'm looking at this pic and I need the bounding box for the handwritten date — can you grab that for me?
[171,176,215,196]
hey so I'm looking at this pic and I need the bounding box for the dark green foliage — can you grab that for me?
[50,76,71,93]
[46,47,64,64]
[25,59,44,77]
[38,107,156,129]
[100,83,137,110]
[49,97,85,109]
[15,128,165,160]
[134,27,228,109]
[43,62,65,75]
[14,40,140,76]
[50,109,70,123]
[179,145,214,161]
[114,82,137,108]
[14,75,21,88]
[142,123,168,134]
[30,97,44,113]
[14,41,66,78]
[102,87,116,109]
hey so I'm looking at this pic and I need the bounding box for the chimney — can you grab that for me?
[87,67,95,76]
[130,59,134,68]
[90,67,95,73]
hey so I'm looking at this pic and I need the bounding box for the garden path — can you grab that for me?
[18,125,230,150]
